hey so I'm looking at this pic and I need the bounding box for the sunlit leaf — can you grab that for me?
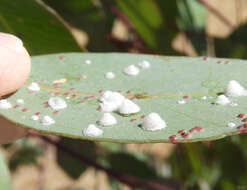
[1,53,247,143]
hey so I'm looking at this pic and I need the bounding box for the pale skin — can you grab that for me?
[0,32,31,144]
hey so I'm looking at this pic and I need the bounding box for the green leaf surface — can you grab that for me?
[0,149,11,190]
[0,0,80,55]
[1,53,247,143]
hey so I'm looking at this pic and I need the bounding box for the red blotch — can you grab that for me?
[169,135,178,144]
[217,60,222,64]
[224,61,230,64]
[98,89,104,93]
[14,105,20,109]
[53,111,59,115]
[182,133,191,139]
[22,108,29,112]
[96,107,101,111]
[141,115,146,119]
[58,56,64,60]
[242,118,247,122]
[64,92,70,96]
[130,118,137,122]
[189,126,203,133]
[178,129,185,134]
[237,124,247,133]
[203,56,209,61]
[126,90,131,94]
[238,113,245,118]
[72,94,77,98]
[183,95,189,99]
[35,112,41,116]
[55,92,60,96]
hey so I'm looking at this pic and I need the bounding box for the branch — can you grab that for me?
[28,132,177,190]
[100,0,152,53]
[198,0,235,28]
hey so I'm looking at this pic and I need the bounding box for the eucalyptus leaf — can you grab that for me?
[1,53,247,143]
[0,149,11,190]
[0,0,81,55]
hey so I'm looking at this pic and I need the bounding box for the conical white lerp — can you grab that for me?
[83,124,103,137]
[48,97,67,110]
[215,95,230,105]
[142,113,167,131]
[98,113,117,126]
[225,80,247,97]
[99,91,125,112]
[118,99,140,114]
[0,99,12,109]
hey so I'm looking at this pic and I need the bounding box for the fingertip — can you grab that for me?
[0,33,31,97]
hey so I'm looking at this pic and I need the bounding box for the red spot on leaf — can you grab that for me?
[178,129,185,134]
[14,105,20,109]
[182,133,191,139]
[58,56,64,60]
[238,113,245,118]
[169,135,178,144]
[141,115,146,119]
[189,126,203,133]
[242,118,247,122]
[183,95,189,99]
[53,111,59,115]
[35,112,41,116]
[130,118,137,122]
[22,108,29,112]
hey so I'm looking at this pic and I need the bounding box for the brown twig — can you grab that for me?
[100,0,152,53]
[28,132,176,190]
[198,0,235,28]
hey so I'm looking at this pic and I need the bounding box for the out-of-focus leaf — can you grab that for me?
[215,24,247,59]
[0,149,11,190]
[43,0,117,51]
[57,138,96,179]
[98,142,123,153]
[106,153,157,179]
[116,0,177,54]
[9,138,44,171]
[176,0,206,31]
[176,0,207,55]
[0,0,81,55]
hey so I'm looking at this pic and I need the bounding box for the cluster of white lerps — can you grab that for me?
[216,80,247,105]
[104,60,151,79]
[123,60,150,76]
[84,90,167,137]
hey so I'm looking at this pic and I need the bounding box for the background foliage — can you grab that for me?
[1,0,247,189]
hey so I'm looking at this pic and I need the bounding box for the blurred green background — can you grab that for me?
[1,0,247,189]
